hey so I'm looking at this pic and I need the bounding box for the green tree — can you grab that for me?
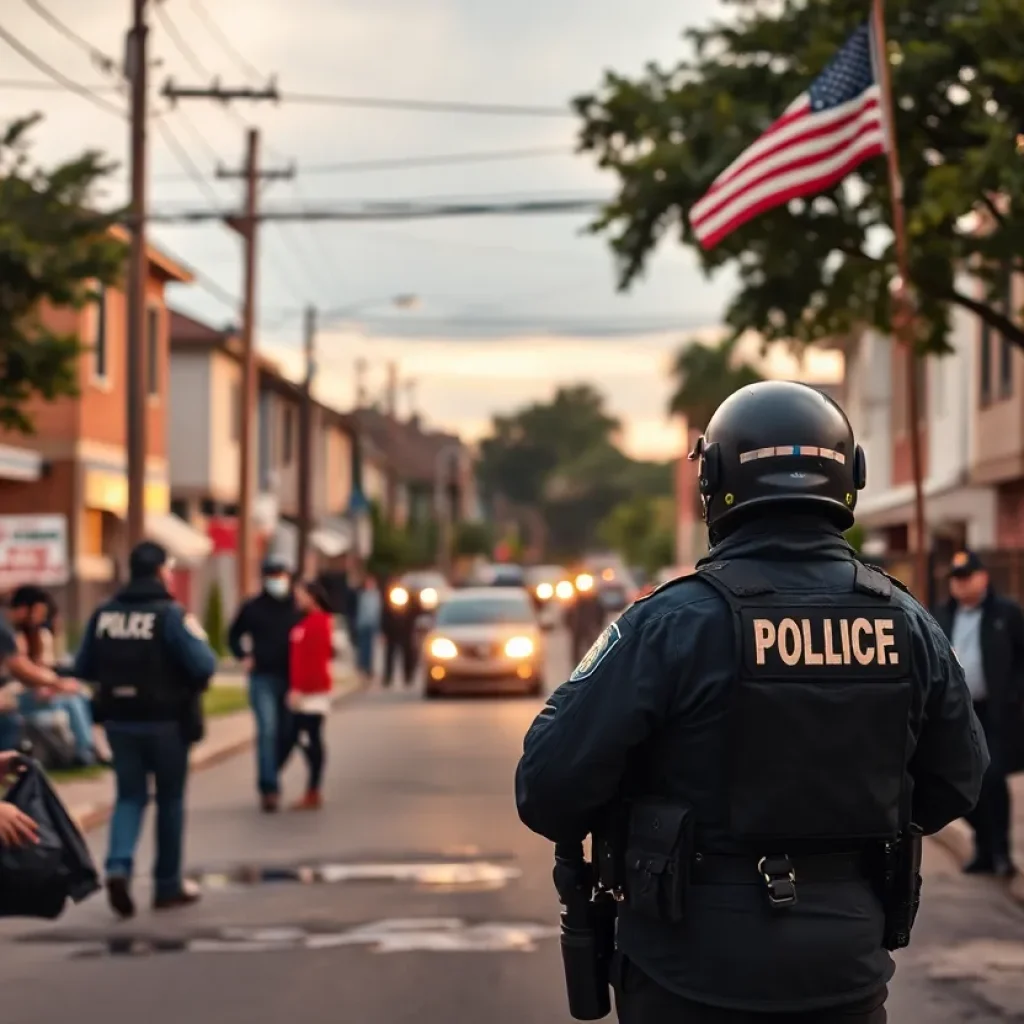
[668,336,764,429]
[598,495,676,573]
[0,114,126,431]
[203,579,226,657]
[574,0,1024,354]
[452,520,492,558]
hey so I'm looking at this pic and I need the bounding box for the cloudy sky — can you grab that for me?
[3,0,839,458]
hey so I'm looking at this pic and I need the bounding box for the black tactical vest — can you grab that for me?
[91,584,183,722]
[697,559,914,845]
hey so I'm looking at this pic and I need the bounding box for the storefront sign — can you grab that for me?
[0,514,69,589]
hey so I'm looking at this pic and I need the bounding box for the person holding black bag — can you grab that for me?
[73,541,216,920]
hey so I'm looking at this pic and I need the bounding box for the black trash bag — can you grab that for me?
[0,759,100,918]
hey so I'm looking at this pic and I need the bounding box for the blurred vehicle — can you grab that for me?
[584,562,638,613]
[524,564,571,629]
[423,587,545,698]
[387,570,451,636]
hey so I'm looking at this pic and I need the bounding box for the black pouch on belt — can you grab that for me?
[623,800,694,923]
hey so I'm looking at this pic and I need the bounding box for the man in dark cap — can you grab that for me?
[227,555,301,812]
[73,540,217,918]
[935,549,1024,876]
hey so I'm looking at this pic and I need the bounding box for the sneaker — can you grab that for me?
[291,790,322,811]
[106,876,135,920]
[153,879,202,911]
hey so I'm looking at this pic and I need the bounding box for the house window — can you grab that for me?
[282,405,295,465]
[980,321,993,407]
[230,380,242,443]
[93,285,107,381]
[999,339,1014,399]
[146,306,160,395]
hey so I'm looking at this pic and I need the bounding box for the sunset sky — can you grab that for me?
[4,0,841,460]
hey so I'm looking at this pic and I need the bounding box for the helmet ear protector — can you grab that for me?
[688,435,720,499]
[853,444,867,491]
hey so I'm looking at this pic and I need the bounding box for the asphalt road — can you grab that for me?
[1,627,1024,1022]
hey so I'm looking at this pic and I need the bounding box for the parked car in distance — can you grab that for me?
[524,564,571,629]
[423,587,544,698]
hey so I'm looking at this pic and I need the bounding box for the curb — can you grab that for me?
[70,676,367,835]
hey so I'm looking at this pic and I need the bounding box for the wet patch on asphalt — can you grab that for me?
[20,918,558,957]
[181,852,522,893]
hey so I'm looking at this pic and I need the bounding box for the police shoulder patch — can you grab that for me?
[569,621,623,681]
[183,613,208,641]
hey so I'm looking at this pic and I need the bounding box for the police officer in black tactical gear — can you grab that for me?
[74,541,217,920]
[516,381,988,1024]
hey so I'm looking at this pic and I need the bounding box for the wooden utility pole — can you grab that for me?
[872,0,929,598]
[125,0,149,551]
[296,305,317,578]
[217,133,294,599]
[160,81,284,598]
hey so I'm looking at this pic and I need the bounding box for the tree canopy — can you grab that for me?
[0,114,125,432]
[668,335,764,429]
[574,0,1024,354]
[476,384,673,559]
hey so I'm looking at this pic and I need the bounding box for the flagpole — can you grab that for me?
[872,0,929,599]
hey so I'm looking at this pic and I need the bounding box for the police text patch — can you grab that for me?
[741,608,910,679]
[95,611,156,640]
[570,621,622,681]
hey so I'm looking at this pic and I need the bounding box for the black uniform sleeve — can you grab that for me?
[515,604,683,844]
[908,612,990,835]
[227,599,251,660]
[1004,596,1024,704]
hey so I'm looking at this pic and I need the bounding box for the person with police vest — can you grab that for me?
[516,381,988,1024]
[73,541,216,920]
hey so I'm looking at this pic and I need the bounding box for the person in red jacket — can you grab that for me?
[282,579,334,810]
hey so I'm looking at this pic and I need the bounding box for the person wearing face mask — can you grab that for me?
[227,557,302,812]
[73,541,217,919]
[934,550,1024,877]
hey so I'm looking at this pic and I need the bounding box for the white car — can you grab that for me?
[423,587,545,698]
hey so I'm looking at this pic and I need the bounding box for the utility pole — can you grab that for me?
[161,80,285,600]
[385,361,399,523]
[125,0,149,551]
[354,357,368,407]
[296,305,317,578]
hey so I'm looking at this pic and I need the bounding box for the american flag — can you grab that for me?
[690,22,888,251]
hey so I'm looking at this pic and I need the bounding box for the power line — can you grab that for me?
[186,0,264,84]
[148,145,573,181]
[21,0,120,77]
[154,117,221,204]
[0,26,125,118]
[282,91,572,117]
[152,0,207,80]
[147,198,605,224]
[0,76,573,118]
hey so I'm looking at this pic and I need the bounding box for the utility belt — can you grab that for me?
[593,799,922,951]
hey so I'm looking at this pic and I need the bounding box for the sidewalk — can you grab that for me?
[931,773,1024,905]
[55,667,364,834]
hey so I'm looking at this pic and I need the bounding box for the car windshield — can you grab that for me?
[525,565,564,583]
[435,597,534,625]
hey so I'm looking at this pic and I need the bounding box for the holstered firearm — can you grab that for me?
[880,824,923,951]
[553,841,617,1021]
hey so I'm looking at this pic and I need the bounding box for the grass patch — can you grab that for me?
[202,685,249,719]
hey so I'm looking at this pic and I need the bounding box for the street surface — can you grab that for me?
[0,626,1023,1021]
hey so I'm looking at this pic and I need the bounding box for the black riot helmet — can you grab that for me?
[688,380,867,533]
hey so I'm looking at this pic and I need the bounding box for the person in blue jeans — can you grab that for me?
[355,573,382,682]
[227,557,301,812]
[73,541,216,919]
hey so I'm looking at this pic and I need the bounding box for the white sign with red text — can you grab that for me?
[0,514,69,589]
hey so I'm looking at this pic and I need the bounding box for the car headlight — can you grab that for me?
[390,586,409,607]
[536,582,554,601]
[555,580,574,601]
[575,573,594,592]
[430,637,458,660]
[420,587,438,609]
[504,636,534,659]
